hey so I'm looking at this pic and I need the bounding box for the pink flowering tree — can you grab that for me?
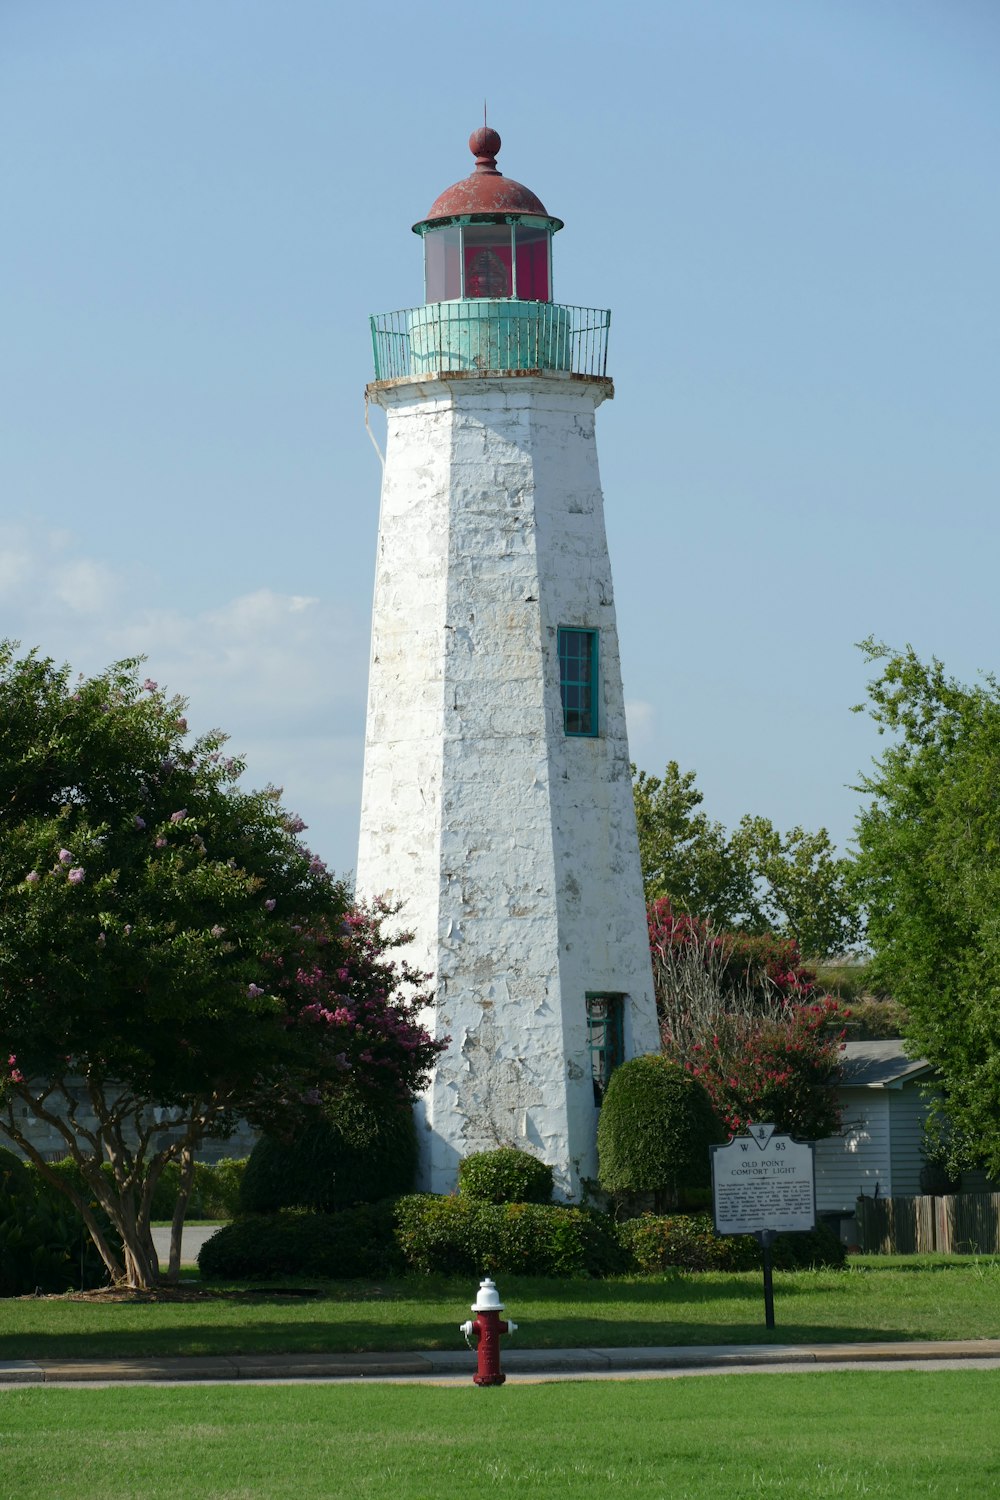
[0,645,444,1289]
[684,999,846,1141]
[648,897,845,1142]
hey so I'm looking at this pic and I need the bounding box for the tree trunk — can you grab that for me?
[113,1183,161,1289]
[167,1145,196,1282]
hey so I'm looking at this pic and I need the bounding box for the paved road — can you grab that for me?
[150,1224,220,1267]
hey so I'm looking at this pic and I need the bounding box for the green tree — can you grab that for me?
[632,762,758,928]
[0,646,441,1287]
[731,816,862,959]
[633,761,861,958]
[853,638,1000,1175]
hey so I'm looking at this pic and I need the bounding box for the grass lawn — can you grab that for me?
[2,1370,999,1498]
[2,1257,1000,1359]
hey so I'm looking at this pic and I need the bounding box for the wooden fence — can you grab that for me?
[856,1192,1000,1254]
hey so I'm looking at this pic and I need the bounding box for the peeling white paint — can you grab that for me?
[357,372,658,1200]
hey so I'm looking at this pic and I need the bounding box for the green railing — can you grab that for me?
[370,301,611,381]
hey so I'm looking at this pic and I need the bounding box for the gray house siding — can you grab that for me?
[814,1089,891,1213]
[888,1084,935,1197]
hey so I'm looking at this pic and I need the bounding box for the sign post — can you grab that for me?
[710,1123,816,1329]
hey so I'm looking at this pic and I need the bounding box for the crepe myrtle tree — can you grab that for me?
[0,645,444,1289]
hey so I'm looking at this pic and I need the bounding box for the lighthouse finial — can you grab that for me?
[469,122,501,175]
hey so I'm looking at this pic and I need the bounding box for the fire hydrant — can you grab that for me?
[460,1277,518,1386]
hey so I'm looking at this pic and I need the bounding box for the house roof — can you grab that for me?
[840,1039,934,1089]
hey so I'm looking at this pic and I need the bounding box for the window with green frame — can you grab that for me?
[587,992,625,1104]
[558,627,599,736]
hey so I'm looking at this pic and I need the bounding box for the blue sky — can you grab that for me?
[2,0,998,877]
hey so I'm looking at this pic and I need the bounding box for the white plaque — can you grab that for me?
[711,1123,816,1235]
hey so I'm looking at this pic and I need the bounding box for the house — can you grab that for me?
[814,1038,997,1241]
[813,1040,936,1237]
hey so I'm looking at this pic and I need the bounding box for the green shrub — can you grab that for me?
[394,1194,627,1278]
[392,1194,477,1276]
[0,1153,114,1295]
[240,1094,416,1214]
[618,1213,757,1272]
[198,1201,403,1281]
[768,1222,846,1270]
[618,1213,846,1273]
[458,1147,553,1205]
[597,1055,725,1209]
[198,1157,246,1219]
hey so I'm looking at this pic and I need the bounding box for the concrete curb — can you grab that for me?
[4,1340,1000,1385]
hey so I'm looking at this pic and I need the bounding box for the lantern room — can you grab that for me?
[412,126,563,304]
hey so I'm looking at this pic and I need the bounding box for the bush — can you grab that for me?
[394,1194,626,1278]
[686,1001,846,1140]
[197,1157,247,1219]
[0,1152,114,1295]
[146,1157,247,1221]
[240,1093,416,1214]
[457,1147,553,1205]
[597,1055,724,1209]
[768,1222,846,1270]
[618,1213,758,1272]
[198,1201,403,1281]
[618,1213,846,1273]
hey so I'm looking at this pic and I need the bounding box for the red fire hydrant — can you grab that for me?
[460,1277,518,1386]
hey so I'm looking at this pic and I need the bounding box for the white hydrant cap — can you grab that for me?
[472,1276,504,1312]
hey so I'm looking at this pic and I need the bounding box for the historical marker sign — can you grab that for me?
[711,1123,816,1236]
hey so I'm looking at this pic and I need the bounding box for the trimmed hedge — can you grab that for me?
[394,1194,627,1278]
[457,1147,553,1205]
[240,1095,416,1214]
[597,1055,725,1207]
[198,1201,403,1281]
[197,1201,846,1283]
[619,1213,846,1273]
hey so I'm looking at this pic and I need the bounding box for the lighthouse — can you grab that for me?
[357,125,658,1199]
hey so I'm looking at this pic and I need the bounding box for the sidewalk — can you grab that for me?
[4,1339,1000,1385]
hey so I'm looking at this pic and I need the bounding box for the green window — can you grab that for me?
[558,627,598,736]
[587,992,625,1104]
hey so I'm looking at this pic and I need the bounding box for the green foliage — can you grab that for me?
[198,1203,403,1281]
[240,1095,417,1214]
[841,996,910,1040]
[0,646,343,1101]
[731,816,862,960]
[393,1195,627,1278]
[0,645,438,1287]
[633,761,862,958]
[618,1214,846,1273]
[617,1213,759,1272]
[198,1157,247,1220]
[0,1152,113,1295]
[767,1222,847,1270]
[596,1056,724,1208]
[812,960,878,1005]
[633,762,757,927]
[457,1147,553,1205]
[853,640,1000,1176]
[147,1158,247,1221]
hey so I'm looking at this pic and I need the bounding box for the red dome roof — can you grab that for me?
[414,127,561,230]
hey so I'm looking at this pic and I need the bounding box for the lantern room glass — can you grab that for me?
[422,222,552,303]
[424,226,461,302]
[514,225,550,301]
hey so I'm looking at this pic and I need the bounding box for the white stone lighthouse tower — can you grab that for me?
[358,125,658,1199]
